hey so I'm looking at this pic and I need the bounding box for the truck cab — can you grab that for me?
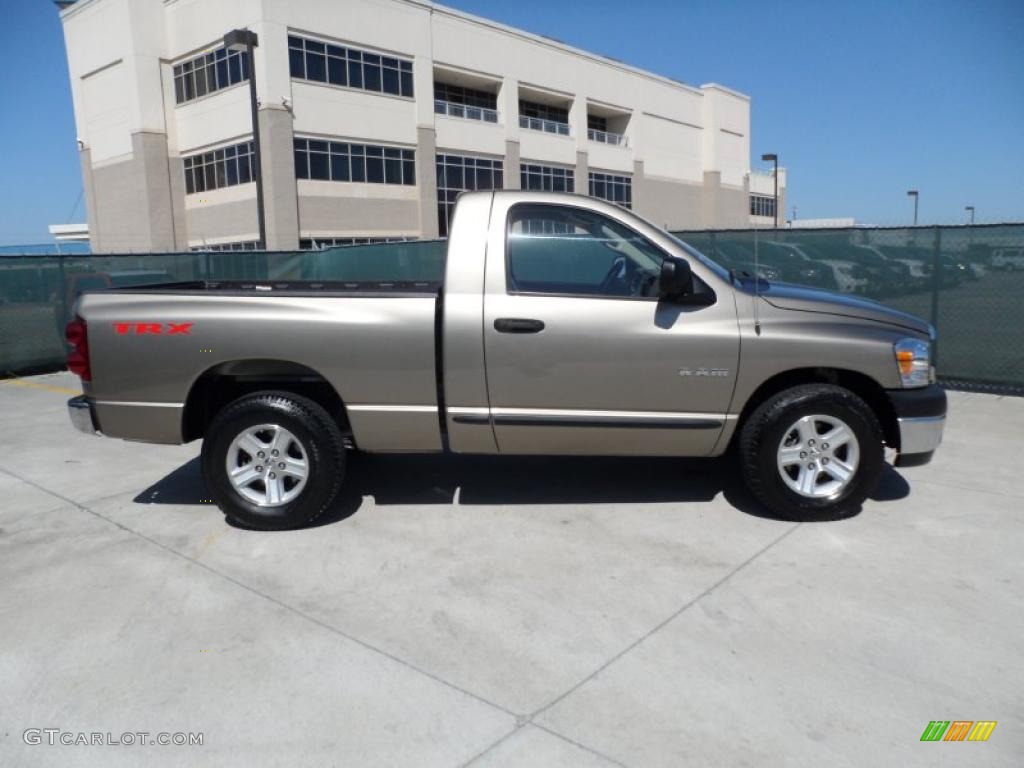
[441,193,738,458]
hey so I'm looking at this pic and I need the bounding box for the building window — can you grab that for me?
[750,194,776,218]
[294,138,415,185]
[519,99,570,135]
[520,162,574,193]
[434,82,499,123]
[173,46,249,105]
[588,172,632,209]
[189,241,259,252]
[299,236,414,249]
[586,114,627,146]
[288,35,413,98]
[436,153,504,237]
[520,100,568,124]
[435,83,497,110]
[183,140,255,194]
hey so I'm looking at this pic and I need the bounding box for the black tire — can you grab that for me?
[738,383,884,521]
[201,391,345,530]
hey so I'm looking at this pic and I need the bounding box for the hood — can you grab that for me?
[752,281,931,334]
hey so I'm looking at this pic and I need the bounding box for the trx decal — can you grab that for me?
[113,322,194,336]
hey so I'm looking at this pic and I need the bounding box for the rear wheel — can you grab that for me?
[201,392,345,530]
[739,384,884,520]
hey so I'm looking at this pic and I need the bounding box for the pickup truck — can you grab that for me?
[65,191,946,530]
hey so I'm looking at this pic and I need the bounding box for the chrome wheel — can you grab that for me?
[225,424,309,507]
[777,414,860,499]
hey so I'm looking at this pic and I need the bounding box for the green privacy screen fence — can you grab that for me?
[0,241,447,375]
[1,225,1022,393]
[671,224,1024,394]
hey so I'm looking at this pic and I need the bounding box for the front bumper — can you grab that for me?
[888,384,947,467]
[68,395,100,435]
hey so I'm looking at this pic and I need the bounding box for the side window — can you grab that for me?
[506,204,665,298]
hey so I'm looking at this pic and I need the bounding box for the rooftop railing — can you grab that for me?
[519,115,570,136]
[434,99,499,124]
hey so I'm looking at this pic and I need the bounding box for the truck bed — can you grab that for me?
[74,282,444,450]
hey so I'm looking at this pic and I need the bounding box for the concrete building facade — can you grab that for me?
[60,0,787,252]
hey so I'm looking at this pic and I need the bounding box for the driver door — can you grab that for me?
[482,200,739,456]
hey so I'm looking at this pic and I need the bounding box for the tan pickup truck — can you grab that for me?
[65,191,945,529]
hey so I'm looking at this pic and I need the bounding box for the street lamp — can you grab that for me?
[224,28,266,250]
[965,205,975,225]
[761,153,779,229]
[906,189,919,226]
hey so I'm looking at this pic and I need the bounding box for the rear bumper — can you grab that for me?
[887,384,947,467]
[68,395,100,435]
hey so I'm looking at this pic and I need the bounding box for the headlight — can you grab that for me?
[894,338,931,387]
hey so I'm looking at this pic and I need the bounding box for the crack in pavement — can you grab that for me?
[526,522,802,723]
[458,721,630,768]
[0,466,519,722]
[1,463,799,768]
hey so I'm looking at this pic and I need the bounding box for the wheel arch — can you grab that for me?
[730,367,899,452]
[181,359,351,444]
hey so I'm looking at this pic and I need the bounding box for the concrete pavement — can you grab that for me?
[1,372,1021,767]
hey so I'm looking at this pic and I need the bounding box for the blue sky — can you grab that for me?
[0,0,1021,245]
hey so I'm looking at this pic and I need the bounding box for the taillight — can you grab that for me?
[65,316,91,381]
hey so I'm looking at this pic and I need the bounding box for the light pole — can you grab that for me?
[761,153,779,229]
[907,189,919,226]
[965,205,975,225]
[224,29,266,250]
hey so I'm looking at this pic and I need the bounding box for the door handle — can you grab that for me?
[494,318,545,334]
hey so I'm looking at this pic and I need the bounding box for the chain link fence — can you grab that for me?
[2,226,1022,393]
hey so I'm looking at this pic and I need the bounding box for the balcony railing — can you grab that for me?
[519,115,570,136]
[434,99,499,124]
[587,128,627,147]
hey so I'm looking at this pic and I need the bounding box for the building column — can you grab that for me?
[505,140,521,190]
[418,126,440,238]
[575,151,588,195]
[501,77,519,142]
[570,93,587,154]
[135,131,179,251]
[157,54,187,250]
[701,170,722,229]
[79,147,100,251]
[631,159,646,212]
[258,105,299,250]
[80,131,178,252]
[500,75,521,191]
[166,153,188,250]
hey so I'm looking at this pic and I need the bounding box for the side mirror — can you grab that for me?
[659,256,694,299]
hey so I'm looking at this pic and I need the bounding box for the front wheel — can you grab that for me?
[738,384,884,521]
[201,392,345,530]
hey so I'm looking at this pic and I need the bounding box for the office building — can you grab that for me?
[59,0,787,251]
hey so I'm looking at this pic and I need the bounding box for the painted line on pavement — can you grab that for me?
[1,378,81,396]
